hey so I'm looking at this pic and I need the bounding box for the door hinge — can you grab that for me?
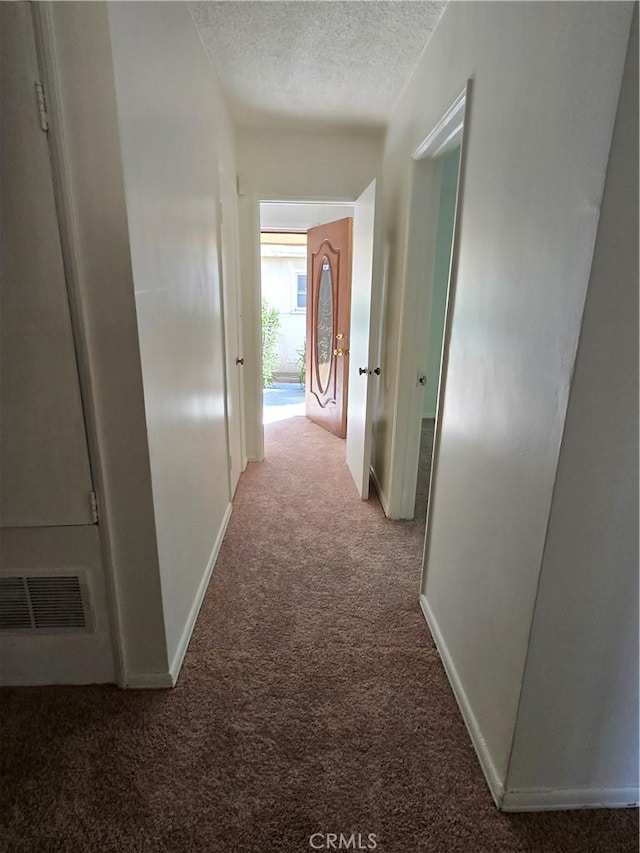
[89,490,99,524]
[34,82,49,133]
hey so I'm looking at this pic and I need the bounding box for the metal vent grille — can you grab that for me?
[0,576,88,633]
[0,578,31,630]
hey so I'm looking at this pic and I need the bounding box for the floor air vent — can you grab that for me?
[0,578,31,631]
[0,575,90,633]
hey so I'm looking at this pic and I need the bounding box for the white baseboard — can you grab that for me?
[369,466,390,517]
[419,593,505,808]
[0,634,116,686]
[168,502,233,685]
[124,671,174,689]
[419,594,640,814]
[501,787,640,812]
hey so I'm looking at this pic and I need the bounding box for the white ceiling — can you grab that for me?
[189,1,447,130]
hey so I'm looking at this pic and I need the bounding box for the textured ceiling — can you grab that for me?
[189,1,447,130]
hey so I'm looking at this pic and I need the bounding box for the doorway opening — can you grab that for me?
[255,182,382,503]
[260,230,307,425]
[413,145,461,522]
[259,202,354,430]
[388,84,470,529]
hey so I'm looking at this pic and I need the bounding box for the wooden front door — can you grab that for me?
[305,217,353,438]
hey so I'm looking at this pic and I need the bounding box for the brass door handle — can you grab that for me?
[333,348,349,356]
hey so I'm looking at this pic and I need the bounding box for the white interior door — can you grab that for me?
[0,1,94,527]
[346,179,382,499]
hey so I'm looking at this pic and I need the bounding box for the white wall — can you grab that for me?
[377,0,634,799]
[0,3,115,687]
[46,2,169,683]
[506,13,639,808]
[239,129,384,203]
[107,1,236,676]
[238,129,383,460]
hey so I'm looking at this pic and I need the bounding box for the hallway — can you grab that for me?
[0,417,637,852]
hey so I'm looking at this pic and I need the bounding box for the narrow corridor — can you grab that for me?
[0,417,636,851]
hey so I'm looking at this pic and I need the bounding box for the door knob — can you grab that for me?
[333,348,349,356]
[336,332,345,341]
[418,374,427,385]
[236,357,244,365]
[373,367,381,375]
[358,367,368,375]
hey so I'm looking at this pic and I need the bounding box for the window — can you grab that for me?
[294,272,307,311]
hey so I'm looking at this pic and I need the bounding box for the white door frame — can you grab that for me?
[238,193,264,462]
[346,178,384,499]
[243,196,358,463]
[386,83,472,520]
[218,162,247,497]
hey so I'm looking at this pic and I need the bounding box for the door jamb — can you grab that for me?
[386,83,472,522]
[420,81,473,596]
[218,162,247,498]
[239,193,264,462]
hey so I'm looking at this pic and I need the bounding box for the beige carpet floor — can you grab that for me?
[0,416,637,852]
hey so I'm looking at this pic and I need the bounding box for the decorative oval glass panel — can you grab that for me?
[316,257,333,393]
